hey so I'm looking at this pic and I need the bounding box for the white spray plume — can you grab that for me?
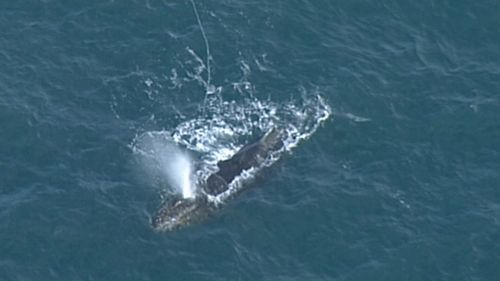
[133,132,196,199]
[165,147,195,199]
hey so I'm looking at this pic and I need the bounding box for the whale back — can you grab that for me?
[152,128,284,231]
[204,128,283,195]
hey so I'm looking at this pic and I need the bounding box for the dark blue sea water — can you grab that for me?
[1,1,499,280]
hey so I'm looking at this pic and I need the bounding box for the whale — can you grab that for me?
[151,128,284,231]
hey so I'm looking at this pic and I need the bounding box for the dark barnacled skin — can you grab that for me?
[151,196,209,231]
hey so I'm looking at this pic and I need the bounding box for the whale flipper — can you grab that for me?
[203,128,283,195]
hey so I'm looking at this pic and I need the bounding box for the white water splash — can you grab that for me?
[160,91,330,204]
[131,89,330,203]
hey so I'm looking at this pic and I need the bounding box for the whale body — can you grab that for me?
[151,128,284,231]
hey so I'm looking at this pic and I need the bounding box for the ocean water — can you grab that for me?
[1,1,499,280]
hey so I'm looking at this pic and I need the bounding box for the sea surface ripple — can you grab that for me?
[0,1,499,280]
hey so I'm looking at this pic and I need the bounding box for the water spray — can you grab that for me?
[133,132,197,199]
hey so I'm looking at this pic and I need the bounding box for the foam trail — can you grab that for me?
[189,0,212,90]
